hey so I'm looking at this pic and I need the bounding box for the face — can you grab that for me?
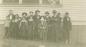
[22,13,27,17]
[52,10,57,15]
[15,14,19,18]
[53,12,57,15]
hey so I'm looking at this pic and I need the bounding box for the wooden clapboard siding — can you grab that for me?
[0,5,86,25]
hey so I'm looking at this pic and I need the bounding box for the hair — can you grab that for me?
[22,12,27,16]
[35,10,40,13]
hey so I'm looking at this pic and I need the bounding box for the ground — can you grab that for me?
[0,24,86,47]
[0,39,71,47]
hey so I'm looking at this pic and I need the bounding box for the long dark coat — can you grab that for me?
[53,16,61,42]
[33,14,40,40]
[63,16,72,41]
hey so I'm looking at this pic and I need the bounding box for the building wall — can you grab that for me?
[0,0,86,25]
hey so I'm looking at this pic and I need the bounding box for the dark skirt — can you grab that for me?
[19,22,29,39]
[9,22,19,39]
[33,23,39,40]
[28,21,34,40]
[38,29,47,40]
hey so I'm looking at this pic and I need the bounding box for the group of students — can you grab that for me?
[5,10,72,43]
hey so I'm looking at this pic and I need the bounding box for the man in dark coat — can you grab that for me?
[6,10,15,38]
[7,10,15,20]
[33,10,41,40]
[9,14,20,39]
[14,14,21,39]
[27,11,34,40]
[44,11,51,41]
[49,10,57,42]
[63,12,72,44]
[55,12,62,42]
[52,10,62,42]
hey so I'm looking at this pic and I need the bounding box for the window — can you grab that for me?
[1,0,61,6]
[43,0,50,5]
[3,0,19,4]
[43,0,61,5]
[22,0,39,5]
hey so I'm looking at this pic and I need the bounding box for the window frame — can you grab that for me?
[2,0,19,5]
[0,0,62,7]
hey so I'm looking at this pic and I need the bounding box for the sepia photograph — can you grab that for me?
[0,0,86,47]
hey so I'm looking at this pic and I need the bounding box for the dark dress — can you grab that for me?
[19,17,29,39]
[27,16,34,40]
[63,16,72,42]
[14,18,21,39]
[53,16,61,42]
[38,16,48,41]
[47,16,56,42]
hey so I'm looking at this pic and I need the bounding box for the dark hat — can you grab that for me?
[35,10,40,13]
[52,10,57,13]
[45,11,49,14]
